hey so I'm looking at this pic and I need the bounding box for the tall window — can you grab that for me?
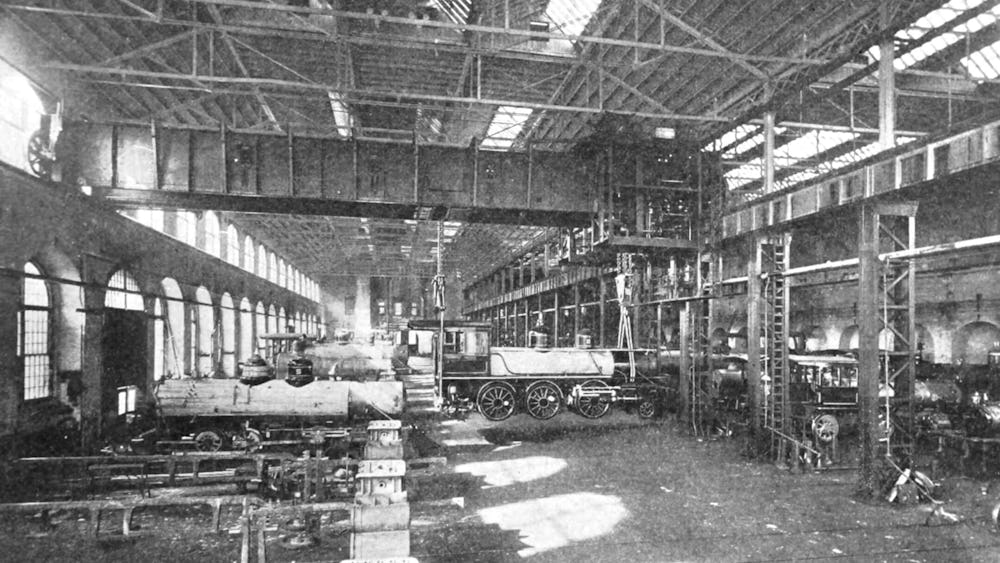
[203,211,220,257]
[268,253,278,284]
[243,236,255,273]
[136,208,164,231]
[255,302,266,350]
[240,298,254,362]
[278,258,287,288]
[20,263,51,400]
[226,224,240,267]
[257,244,267,278]
[153,298,165,379]
[176,211,197,246]
[106,269,143,310]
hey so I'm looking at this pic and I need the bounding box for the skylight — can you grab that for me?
[962,39,1000,80]
[545,0,601,38]
[866,0,1000,72]
[701,124,788,157]
[725,130,859,191]
[427,0,471,25]
[328,92,353,138]
[480,106,533,151]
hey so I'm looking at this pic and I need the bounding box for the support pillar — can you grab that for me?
[858,201,917,495]
[878,4,896,148]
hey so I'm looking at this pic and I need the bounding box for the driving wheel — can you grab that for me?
[811,414,840,444]
[194,428,225,452]
[477,381,517,421]
[576,379,611,419]
[525,381,562,420]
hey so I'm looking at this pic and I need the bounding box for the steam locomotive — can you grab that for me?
[406,320,670,421]
[129,334,405,453]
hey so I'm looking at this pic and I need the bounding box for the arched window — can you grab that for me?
[176,211,197,246]
[278,258,286,287]
[106,269,143,310]
[203,211,220,257]
[243,236,255,273]
[278,307,288,333]
[257,244,267,278]
[267,304,277,334]
[221,293,236,377]
[226,224,240,267]
[161,278,185,378]
[255,302,266,354]
[20,262,52,400]
[153,298,165,379]
[195,287,214,377]
[239,298,254,363]
[268,253,278,284]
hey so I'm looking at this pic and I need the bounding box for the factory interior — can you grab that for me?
[4,1,1000,561]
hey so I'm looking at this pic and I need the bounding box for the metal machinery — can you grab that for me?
[131,335,405,453]
[406,319,666,421]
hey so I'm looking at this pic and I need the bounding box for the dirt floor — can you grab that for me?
[3,412,1000,562]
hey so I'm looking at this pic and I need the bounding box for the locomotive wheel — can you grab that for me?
[576,380,611,419]
[637,396,658,419]
[811,414,840,444]
[232,428,263,452]
[194,429,225,452]
[525,381,562,420]
[477,382,517,421]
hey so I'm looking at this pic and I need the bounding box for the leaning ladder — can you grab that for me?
[761,236,790,462]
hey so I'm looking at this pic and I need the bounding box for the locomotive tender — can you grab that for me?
[406,320,666,421]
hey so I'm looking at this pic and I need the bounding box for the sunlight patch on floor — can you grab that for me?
[477,493,629,557]
[454,456,567,487]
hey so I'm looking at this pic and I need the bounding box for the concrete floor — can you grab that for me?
[409,411,1000,562]
[4,411,1000,562]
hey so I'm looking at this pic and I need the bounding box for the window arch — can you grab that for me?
[20,262,52,400]
[278,258,286,288]
[226,224,240,267]
[243,235,255,272]
[106,269,143,310]
[278,307,288,333]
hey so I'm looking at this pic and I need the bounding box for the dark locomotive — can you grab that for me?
[406,320,670,421]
